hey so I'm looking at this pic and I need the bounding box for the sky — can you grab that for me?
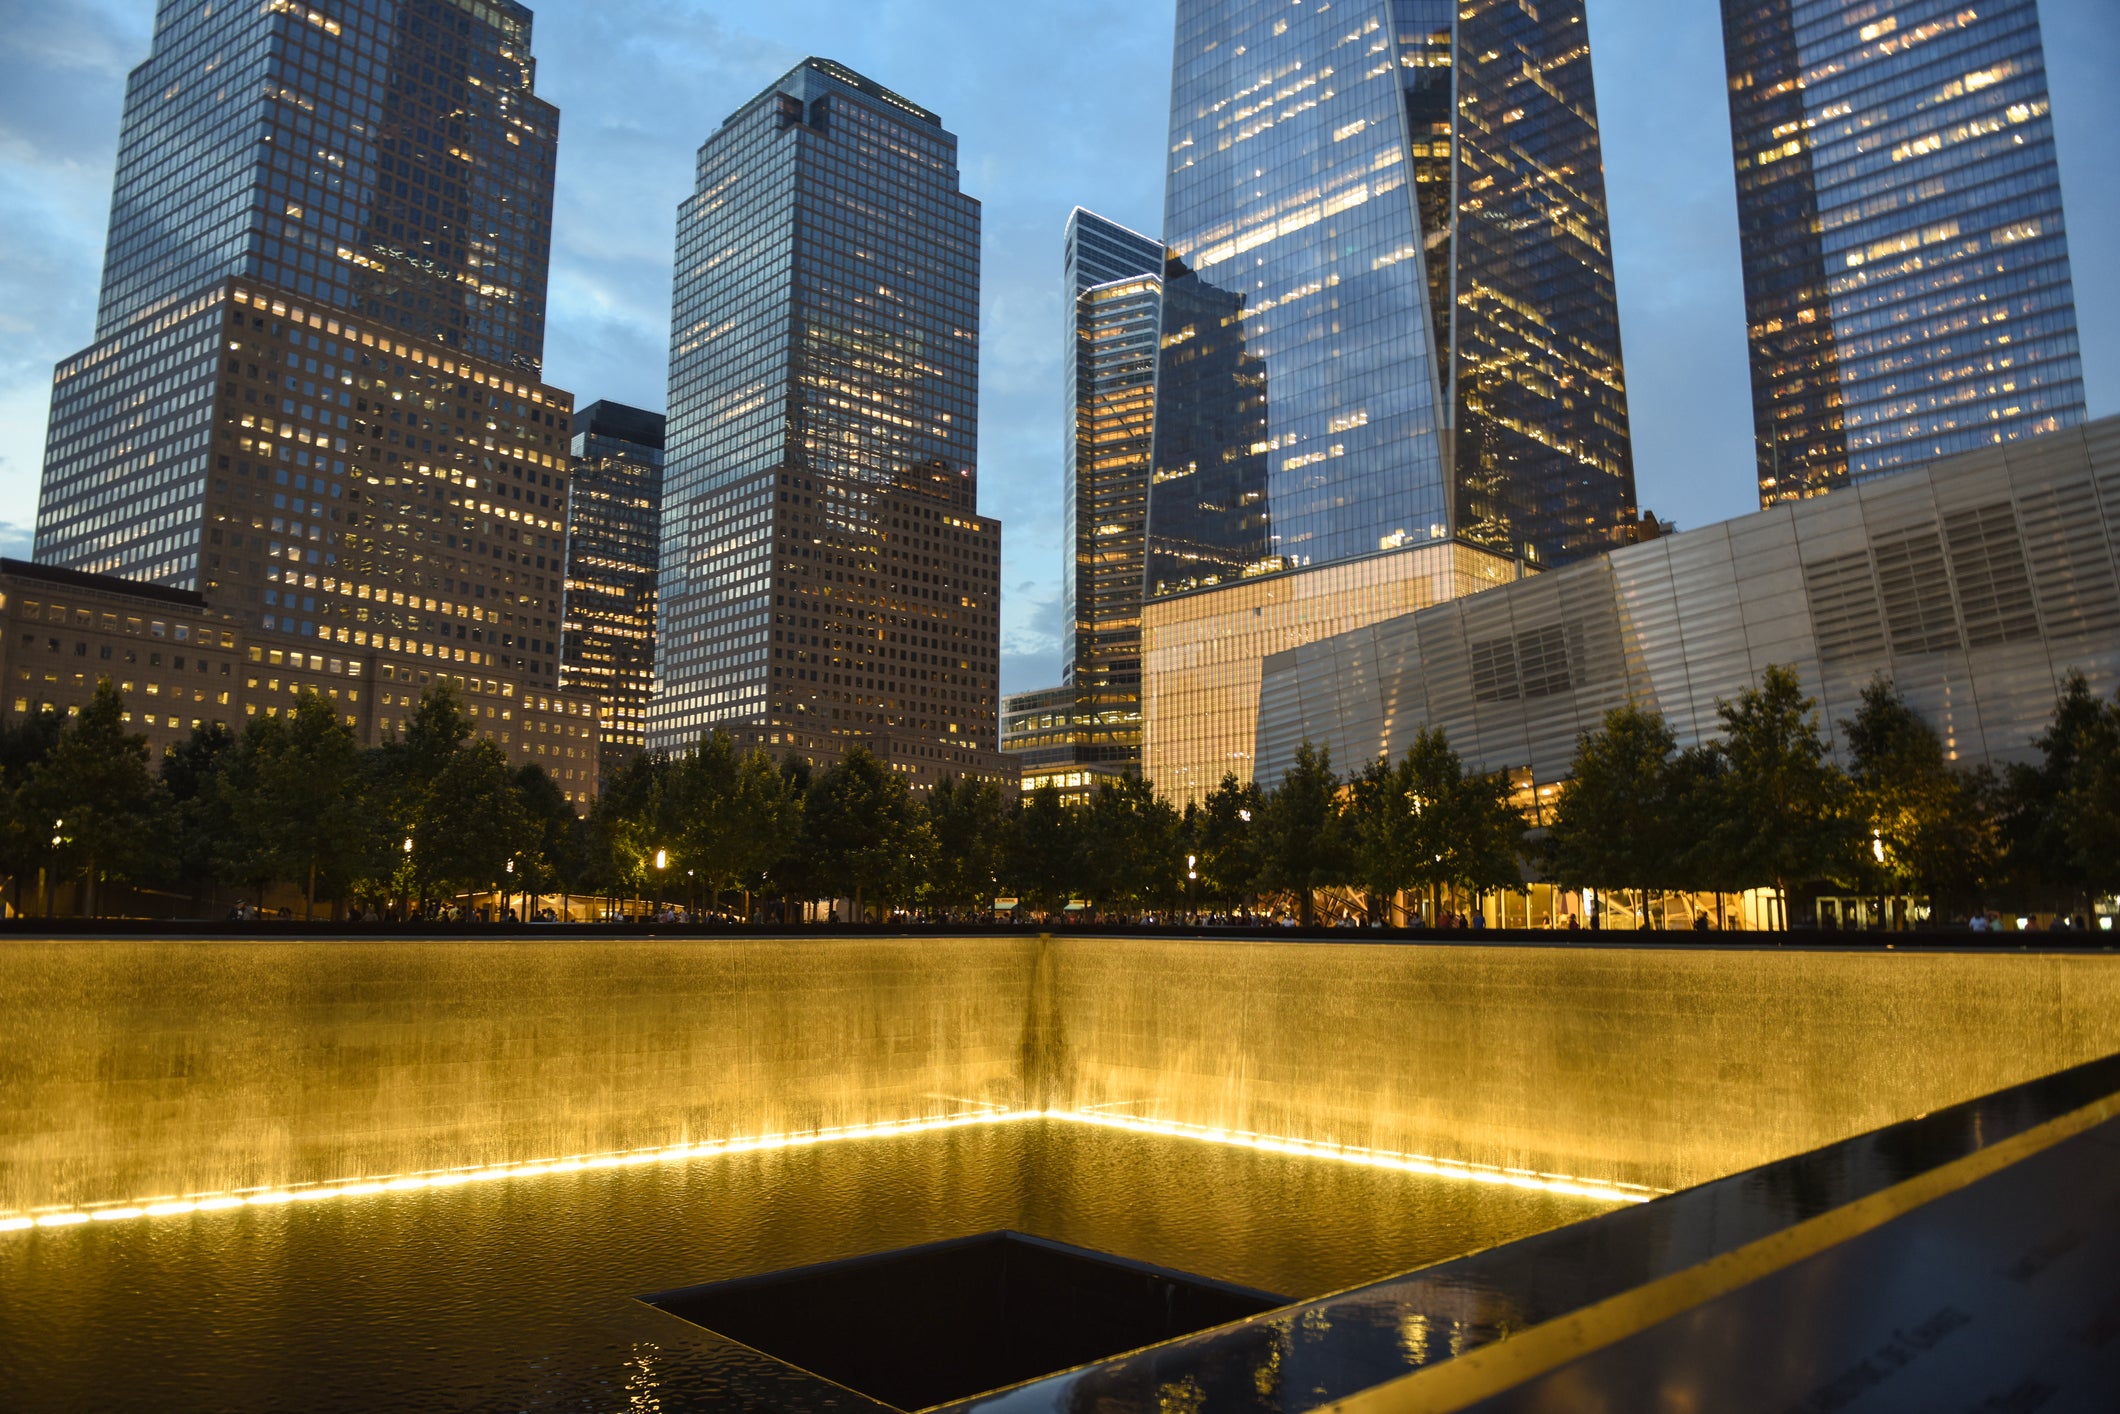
[0,1,2114,697]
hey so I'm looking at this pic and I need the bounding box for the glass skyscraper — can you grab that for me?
[33,0,598,800]
[1721,0,2085,504]
[1141,0,1635,801]
[1062,209,1163,699]
[93,0,556,372]
[561,401,664,769]
[657,59,1005,787]
[1001,211,1162,796]
[1149,0,1636,590]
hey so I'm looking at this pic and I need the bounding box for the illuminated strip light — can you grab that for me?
[0,1106,1660,1234]
[0,1108,1032,1235]
[1048,1110,1665,1205]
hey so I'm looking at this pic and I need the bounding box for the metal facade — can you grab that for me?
[1256,419,2120,787]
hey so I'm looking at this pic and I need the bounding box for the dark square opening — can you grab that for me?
[645,1230,1286,1411]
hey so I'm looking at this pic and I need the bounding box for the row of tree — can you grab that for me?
[1,667,2113,923]
[1544,666,2118,924]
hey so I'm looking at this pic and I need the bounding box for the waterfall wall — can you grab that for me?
[5,936,2118,1215]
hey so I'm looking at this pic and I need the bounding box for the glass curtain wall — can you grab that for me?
[1722,0,2085,504]
[1147,0,1636,597]
[657,60,992,754]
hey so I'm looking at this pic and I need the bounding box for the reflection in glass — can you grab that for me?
[1147,0,1637,592]
[1721,0,2086,504]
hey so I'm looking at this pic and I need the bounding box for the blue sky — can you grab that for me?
[1,0,2114,695]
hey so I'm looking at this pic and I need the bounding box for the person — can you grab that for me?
[1469,910,1486,931]
[1693,912,1710,931]
[1969,913,1988,932]
[1565,914,1580,931]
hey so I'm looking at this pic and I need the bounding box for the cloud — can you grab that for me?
[1000,577,1066,696]
[0,0,149,531]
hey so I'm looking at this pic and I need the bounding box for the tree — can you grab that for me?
[725,747,803,919]
[1193,773,1264,913]
[1708,664,1853,924]
[1842,678,1997,919]
[1346,754,1414,923]
[1001,783,1077,916]
[373,685,529,911]
[1400,727,1524,923]
[1668,743,1738,920]
[20,679,166,915]
[1075,774,1185,917]
[512,763,585,916]
[2055,680,2120,917]
[420,737,532,907]
[161,722,235,907]
[924,773,1008,917]
[1544,702,1683,926]
[1258,743,1348,925]
[663,732,743,907]
[0,709,66,912]
[585,749,667,912]
[762,753,816,917]
[220,692,367,918]
[805,747,921,920]
[2003,672,2115,918]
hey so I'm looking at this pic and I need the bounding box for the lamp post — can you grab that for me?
[1186,853,1198,925]
[654,848,668,921]
[43,817,63,918]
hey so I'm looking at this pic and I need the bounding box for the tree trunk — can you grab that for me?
[83,854,97,919]
[306,859,317,922]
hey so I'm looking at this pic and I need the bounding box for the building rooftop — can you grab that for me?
[0,558,209,611]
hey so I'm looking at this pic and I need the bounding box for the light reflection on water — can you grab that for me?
[0,1119,1612,1411]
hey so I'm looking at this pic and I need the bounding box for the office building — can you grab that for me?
[1062,209,1162,700]
[1721,0,2086,505]
[1000,211,1160,796]
[0,557,596,792]
[1256,418,2120,810]
[560,401,664,769]
[1000,685,1134,804]
[31,1,596,802]
[657,59,1005,787]
[1142,0,1634,800]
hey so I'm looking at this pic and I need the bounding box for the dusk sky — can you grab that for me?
[2,0,2114,695]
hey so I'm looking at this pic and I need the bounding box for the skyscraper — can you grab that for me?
[1062,209,1163,709]
[1721,0,2086,505]
[1141,0,1635,800]
[657,59,1006,787]
[33,0,598,801]
[561,401,664,770]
